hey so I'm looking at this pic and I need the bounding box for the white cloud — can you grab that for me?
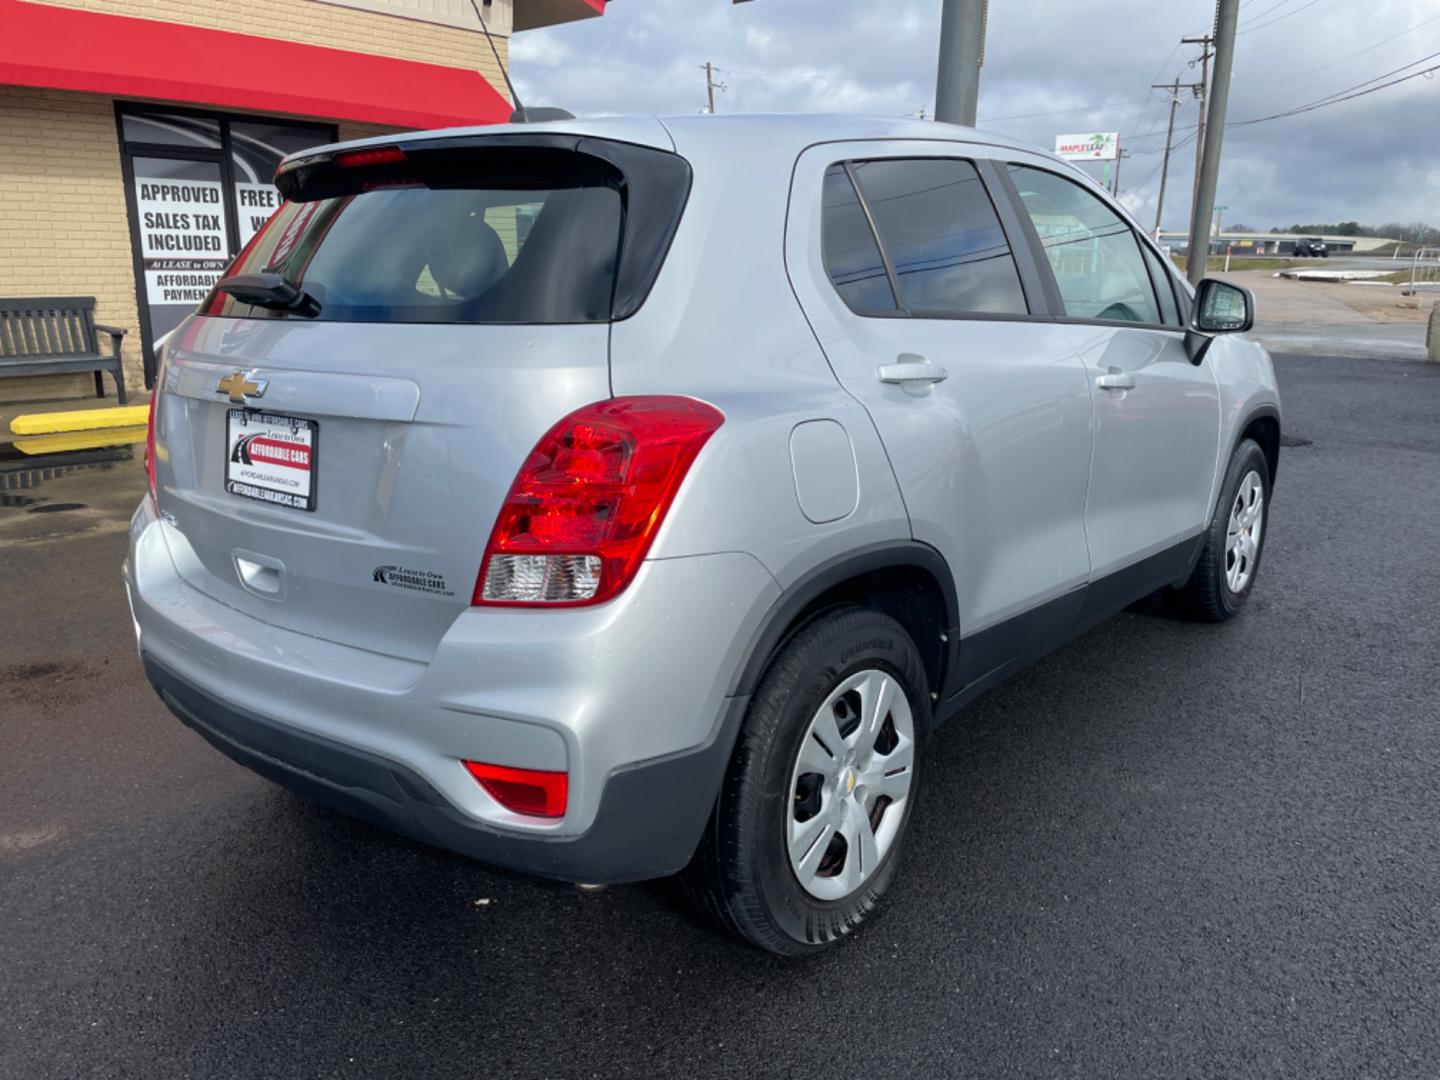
[510,0,1440,227]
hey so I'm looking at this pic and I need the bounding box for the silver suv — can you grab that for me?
[125,115,1280,954]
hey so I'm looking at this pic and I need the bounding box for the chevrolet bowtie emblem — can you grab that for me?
[215,371,267,404]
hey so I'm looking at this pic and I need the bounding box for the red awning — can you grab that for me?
[0,0,512,130]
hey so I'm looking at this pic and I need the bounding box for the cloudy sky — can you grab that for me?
[511,0,1439,234]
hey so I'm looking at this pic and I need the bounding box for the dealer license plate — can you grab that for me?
[224,409,318,512]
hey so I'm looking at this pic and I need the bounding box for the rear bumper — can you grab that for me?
[146,655,747,883]
[125,495,778,883]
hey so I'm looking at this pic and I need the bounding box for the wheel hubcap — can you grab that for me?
[1226,469,1265,593]
[787,668,916,901]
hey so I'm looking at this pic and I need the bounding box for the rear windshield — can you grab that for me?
[205,139,689,325]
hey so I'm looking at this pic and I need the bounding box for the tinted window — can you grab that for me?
[212,180,621,325]
[821,165,899,315]
[121,112,221,149]
[850,158,1027,317]
[1007,165,1160,324]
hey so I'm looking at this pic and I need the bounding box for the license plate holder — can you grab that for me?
[224,408,318,512]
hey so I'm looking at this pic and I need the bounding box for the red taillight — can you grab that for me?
[475,397,724,607]
[145,392,158,502]
[464,761,568,818]
[335,145,406,169]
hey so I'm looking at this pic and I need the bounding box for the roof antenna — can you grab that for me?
[467,0,575,123]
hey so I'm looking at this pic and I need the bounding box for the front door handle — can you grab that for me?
[877,358,948,386]
[1096,368,1135,391]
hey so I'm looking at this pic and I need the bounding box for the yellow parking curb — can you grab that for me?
[12,426,149,455]
[10,404,149,436]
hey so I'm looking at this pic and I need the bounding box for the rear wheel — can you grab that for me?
[682,606,928,955]
[1172,438,1270,622]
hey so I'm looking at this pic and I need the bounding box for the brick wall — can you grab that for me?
[0,0,508,405]
[0,86,141,403]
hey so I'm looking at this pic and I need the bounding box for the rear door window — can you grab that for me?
[821,165,900,315]
[849,158,1028,317]
[1007,165,1161,325]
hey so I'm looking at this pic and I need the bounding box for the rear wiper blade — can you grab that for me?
[217,272,321,318]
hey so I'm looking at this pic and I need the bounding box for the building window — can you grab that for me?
[116,105,336,384]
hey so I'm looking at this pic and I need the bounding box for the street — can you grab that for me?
[3,348,1439,1079]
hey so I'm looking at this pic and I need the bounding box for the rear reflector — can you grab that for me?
[464,761,568,818]
[474,397,724,607]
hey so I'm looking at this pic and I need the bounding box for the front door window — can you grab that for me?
[1007,165,1161,325]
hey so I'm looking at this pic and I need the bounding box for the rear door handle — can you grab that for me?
[1096,368,1135,391]
[877,358,948,386]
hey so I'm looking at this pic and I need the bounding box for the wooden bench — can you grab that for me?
[0,297,128,404]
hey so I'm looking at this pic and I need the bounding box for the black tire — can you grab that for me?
[1172,438,1271,622]
[681,606,930,955]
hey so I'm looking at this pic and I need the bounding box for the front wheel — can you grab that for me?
[682,606,929,955]
[1172,438,1271,621]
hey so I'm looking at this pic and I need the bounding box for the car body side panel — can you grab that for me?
[1205,333,1282,496]
[1062,323,1222,576]
[996,145,1280,500]
[612,119,913,588]
[784,139,1096,636]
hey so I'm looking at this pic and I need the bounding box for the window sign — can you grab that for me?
[230,120,334,248]
[118,106,336,384]
[132,156,229,344]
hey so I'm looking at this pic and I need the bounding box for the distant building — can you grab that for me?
[1158,231,1399,257]
[0,0,605,401]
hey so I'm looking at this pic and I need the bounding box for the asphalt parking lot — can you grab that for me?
[3,348,1439,1079]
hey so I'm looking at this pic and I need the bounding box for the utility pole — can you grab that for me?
[701,62,726,114]
[1152,78,1203,239]
[1186,0,1239,283]
[934,0,987,125]
[1111,148,1129,196]
[1182,34,1213,239]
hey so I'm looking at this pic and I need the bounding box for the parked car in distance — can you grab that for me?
[125,114,1281,955]
[1294,237,1329,257]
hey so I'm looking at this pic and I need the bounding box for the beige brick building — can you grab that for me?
[0,0,604,404]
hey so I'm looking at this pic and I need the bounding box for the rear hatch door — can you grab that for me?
[152,133,690,663]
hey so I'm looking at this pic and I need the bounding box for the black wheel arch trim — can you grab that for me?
[1231,402,1282,497]
[726,540,961,700]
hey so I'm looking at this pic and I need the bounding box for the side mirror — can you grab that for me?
[1194,278,1255,333]
[1186,278,1256,362]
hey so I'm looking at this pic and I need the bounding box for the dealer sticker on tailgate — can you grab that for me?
[225,409,318,512]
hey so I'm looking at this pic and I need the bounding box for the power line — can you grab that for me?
[1232,57,1440,125]
[1127,45,1440,145]
[1240,0,1330,34]
[1277,12,1440,82]
[1243,49,1440,120]
[1236,0,1301,27]
[1127,39,1185,139]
